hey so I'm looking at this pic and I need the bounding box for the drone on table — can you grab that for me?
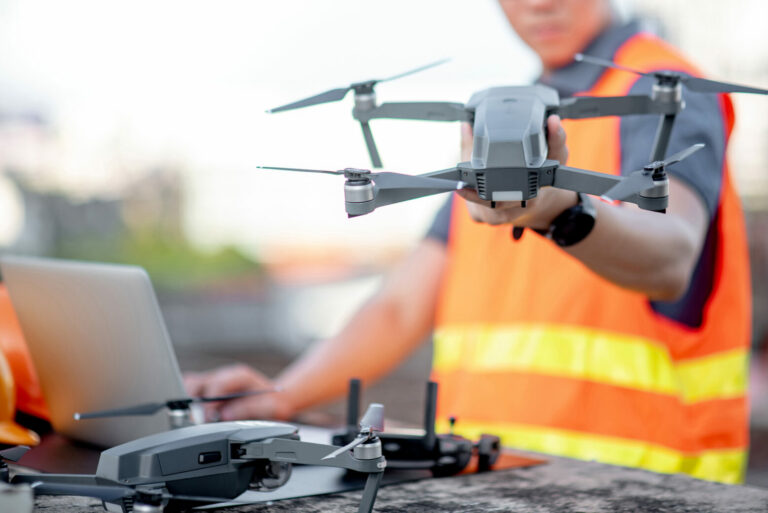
[3,403,388,513]
[262,56,768,216]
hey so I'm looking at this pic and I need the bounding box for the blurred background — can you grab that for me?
[1,0,767,483]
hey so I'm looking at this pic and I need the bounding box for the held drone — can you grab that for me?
[5,403,387,513]
[262,56,768,216]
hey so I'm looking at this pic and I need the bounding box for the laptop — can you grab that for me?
[0,255,187,448]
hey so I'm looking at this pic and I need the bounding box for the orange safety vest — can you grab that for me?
[431,33,750,484]
[0,284,49,419]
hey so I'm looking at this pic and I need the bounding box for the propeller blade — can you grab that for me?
[662,143,705,167]
[74,402,166,420]
[371,172,461,191]
[0,446,30,462]
[257,166,345,175]
[574,53,645,76]
[601,171,655,202]
[322,435,367,460]
[32,482,135,502]
[681,76,768,95]
[600,143,703,202]
[378,58,451,83]
[267,58,449,114]
[195,387,280,403]
[576,54,768,96]
[75,387,280,420]
[322,402,384,460]
[359,403,385,433]
[267,87,351,113]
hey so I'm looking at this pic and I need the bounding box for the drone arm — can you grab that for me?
[346,170,462,216]
[354,102,471,123]
[555,95,676,119]
[423,166,464,181]
[359,472,384,513]
[12,473,103,487]
[238,436,385,511]
[371,170,462,209]
[553,165,668,211]
[552,165,623,196]
[372,186,452,209]
[360,122,383,168]
[649,113,677,161]
[237,437,385,474]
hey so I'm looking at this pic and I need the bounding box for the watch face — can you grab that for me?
[552,210,596,247]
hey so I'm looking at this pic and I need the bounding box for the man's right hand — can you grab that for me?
[183,364,294,422]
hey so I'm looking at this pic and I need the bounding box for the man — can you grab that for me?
[186,0,750,483]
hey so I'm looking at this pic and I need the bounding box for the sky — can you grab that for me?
[0,0,765,260]
[0,0,542,258]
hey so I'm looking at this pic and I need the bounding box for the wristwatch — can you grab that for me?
[539,192,597,246]
[511,192,597,246]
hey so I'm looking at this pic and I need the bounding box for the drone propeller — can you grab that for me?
[359,402,385,432]
[575,53,768,95]
[266,58,450,113]
[323,403,384,460]
[0,446,30,463]
[74,388,278,420]
[258,166,461,191]
[601,143,704,202]
[255,166,345,176]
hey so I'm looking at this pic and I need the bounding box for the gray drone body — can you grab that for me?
[467,85,558,171]
[95,421,299,498]
[263,56,768,216]
[443,85,560,205]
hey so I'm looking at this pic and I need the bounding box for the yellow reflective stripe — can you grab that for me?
[433,324,747,404]
[676,349,749,403]
[436,418,746,484]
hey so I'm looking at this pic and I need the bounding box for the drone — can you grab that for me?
[5,403,387,513]
[262,55,768,216]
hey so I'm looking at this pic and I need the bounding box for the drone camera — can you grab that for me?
[249,460,292,491]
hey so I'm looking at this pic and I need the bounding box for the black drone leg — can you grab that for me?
[358,472,383,513]
[650,113,676,162]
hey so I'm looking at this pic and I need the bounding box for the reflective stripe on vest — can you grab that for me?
[434,417,746,485]
[434,324,748,404]
[432,32,750,484]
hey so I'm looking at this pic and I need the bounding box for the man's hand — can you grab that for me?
[184,364,293,421]
[458,114,577,229]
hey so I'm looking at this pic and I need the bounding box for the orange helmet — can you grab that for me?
[0,284,46,445]
[0,349,38,446]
